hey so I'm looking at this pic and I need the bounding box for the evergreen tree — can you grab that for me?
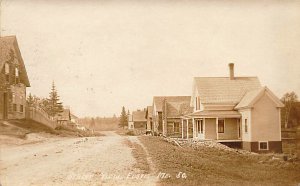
[119,106,128,129]
[47,81,64,117]
[26,93,34,107]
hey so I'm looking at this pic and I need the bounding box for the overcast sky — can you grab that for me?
[1,0,300,117]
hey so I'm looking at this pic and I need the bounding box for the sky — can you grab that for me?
[1,0,300,117]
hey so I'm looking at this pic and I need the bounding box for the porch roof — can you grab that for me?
[185,110,241,118]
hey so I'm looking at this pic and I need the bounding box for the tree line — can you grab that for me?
[27,81,64,117]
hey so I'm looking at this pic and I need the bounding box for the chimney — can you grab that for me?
[228,63,234,80]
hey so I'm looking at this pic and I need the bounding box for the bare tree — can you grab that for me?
[281,92,298,128]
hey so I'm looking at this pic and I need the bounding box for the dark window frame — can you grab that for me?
[259,141,268,150]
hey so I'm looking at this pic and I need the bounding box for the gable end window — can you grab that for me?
[15,67,20,84]
[259,142,269,150]
[4,63,10,74]
[218,119,225,133]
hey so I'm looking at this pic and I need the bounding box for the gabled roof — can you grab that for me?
[56,109,71,121]
[153,96,191,112]
[166,100,193,118]
[194,77,261,105]
[132,111,147,122]
[235,86,284,109]
[0,36,30,87]
[145,106,153,118]
[70,113,78,120]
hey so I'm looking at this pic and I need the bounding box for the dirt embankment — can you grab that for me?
[139,136,300,186]
[0,120,103,147]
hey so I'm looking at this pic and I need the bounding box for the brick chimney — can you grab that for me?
[229,63,234,80]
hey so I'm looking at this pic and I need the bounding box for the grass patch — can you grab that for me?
[124,139,150,174]
[140,136,300,186]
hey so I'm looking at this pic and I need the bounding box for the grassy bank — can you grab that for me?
[139,136,300,186]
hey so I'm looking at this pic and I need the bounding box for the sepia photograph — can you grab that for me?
[0,0,300,185]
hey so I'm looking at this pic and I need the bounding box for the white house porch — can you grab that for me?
[181,110,242,141]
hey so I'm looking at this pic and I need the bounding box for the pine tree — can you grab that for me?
[27,93,34,107]
[47,81,64,117]
[119,106,128,129]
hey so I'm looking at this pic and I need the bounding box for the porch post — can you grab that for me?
[181,119,184,139]
[192,118,195,140]
[186,119,189,139]
[216,117,219,140]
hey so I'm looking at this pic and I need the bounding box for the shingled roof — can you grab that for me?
[194,77,261,105]
[166,100,193,118]
[153,96,191,112]
[235,86,284,109]
[145,106,153,118]
[132,111,147,122]
[0,36,30,87]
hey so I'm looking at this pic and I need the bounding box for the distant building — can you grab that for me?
[128,114,134,130]
[0,36,30,120]
[145,106,153,132]
[132,110,147,132]
[56,109,71,125]
[151,96,191,135]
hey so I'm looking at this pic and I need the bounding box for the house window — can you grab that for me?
[197,120,204,133]
[13,104,17,112]
[218,119,225,133]
[5,74,10,83]
[20,105,24,112]
[5,63,10,74]
[259,142,268,150]
[245,119,248,133]
[174,122,179,133]
[15,67,20,84]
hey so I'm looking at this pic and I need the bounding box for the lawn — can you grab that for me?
[139,136,300,186]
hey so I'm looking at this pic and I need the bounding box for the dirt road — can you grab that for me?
[0,131,157,186]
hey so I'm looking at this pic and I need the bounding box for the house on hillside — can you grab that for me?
[132,110,147,132]
[182,63,284,153]
[152,96,191,135]
[145,106,153,132]
[0,36,30,120]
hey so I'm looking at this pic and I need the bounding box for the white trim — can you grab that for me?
[258,141,269,150]
[278,108,282,141]
[203,118,206,139]
[216,117,218,140]
[192,118,195,139]
[181,119,184,139]
[186,119,189,139]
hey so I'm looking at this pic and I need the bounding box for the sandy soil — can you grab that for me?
[0,131,157,186]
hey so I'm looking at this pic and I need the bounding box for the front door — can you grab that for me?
[197,119,205,140]
[3,93,8,119]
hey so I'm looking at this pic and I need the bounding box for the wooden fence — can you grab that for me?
[25,106,57,129]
